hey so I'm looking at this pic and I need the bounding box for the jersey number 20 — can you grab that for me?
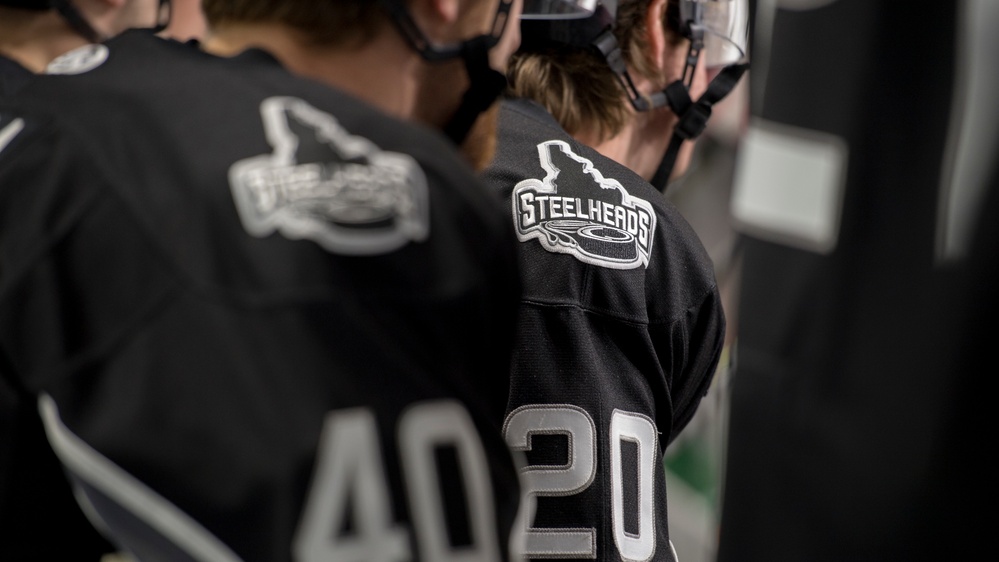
[504,404,660,561]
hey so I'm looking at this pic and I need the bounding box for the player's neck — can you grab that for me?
[0,12,92,73]
[582,92,700,184]
[202,23,421,121]
[580,109,669,182]
[574,63,699,185]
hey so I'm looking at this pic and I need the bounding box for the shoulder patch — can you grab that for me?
[512,140,656,269]
[229,96,430,255]
[45,44,109,75]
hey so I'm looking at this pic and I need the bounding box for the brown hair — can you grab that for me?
[201,0,389,47]
[507,0,684,141]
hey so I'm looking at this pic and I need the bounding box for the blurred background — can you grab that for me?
[664,1,997,561]
[662,62,747,562]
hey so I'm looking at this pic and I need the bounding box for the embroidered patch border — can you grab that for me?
[229,97,430,256]
[512,140,656,269]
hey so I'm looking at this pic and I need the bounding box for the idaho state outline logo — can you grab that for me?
[229,96,429,255]
[513,140,656,269]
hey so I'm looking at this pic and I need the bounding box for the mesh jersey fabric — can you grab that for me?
[0,29,523,561]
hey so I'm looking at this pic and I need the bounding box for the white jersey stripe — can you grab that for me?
[37,394,244,562]
[0,118,25,155]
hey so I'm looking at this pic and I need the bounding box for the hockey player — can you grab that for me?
[1,3,174,559]
[0,0,587,559]
[482,1,748,560]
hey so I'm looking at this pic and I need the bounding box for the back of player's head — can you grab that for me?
[201,0,388,48]
[510,0,682,142]
[202,1,590,51]
[511,0,748,189]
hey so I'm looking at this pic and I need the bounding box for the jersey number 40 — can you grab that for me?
[295,401,504,562]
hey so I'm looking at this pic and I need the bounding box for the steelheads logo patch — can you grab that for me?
[230,97,429,255]
[513,140,656,269]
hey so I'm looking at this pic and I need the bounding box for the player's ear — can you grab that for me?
[644,0,670,74]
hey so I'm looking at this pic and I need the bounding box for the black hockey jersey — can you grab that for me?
[0,30,524,561]
[0,54,31,98]
[481,98,725,561]
[1,51,117,560]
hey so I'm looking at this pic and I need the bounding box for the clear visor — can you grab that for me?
[522,0,599,19]
[681,0,750,67]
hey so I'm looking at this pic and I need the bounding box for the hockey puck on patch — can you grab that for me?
[546,220,637,261]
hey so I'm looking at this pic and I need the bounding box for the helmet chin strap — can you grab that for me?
[51,0,104,44]
[650,60,748,192]
[590,20,748,192]
[378,0,512,145]
[442,36,509,145]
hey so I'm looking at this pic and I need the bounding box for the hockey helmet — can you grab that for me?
[519,0,750,190]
